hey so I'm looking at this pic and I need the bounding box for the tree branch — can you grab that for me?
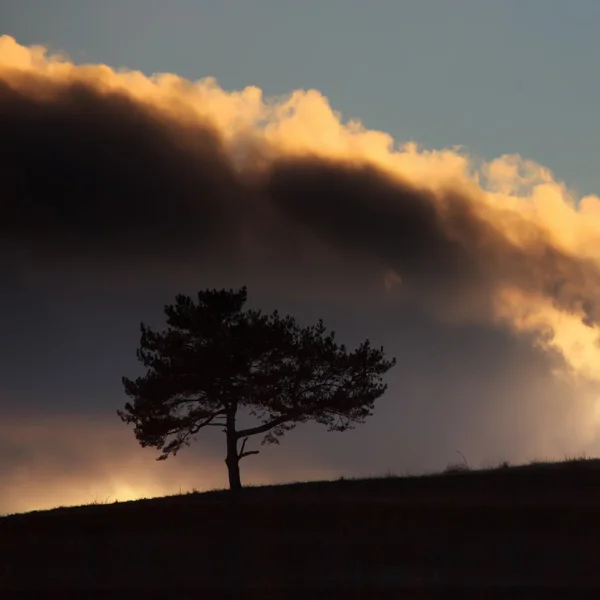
[235,412,298,440]
[239,450,260,460]
[190,409,228,434]
[237,436,260,460]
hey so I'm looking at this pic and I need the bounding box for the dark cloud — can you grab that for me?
[2,67,600,331]
[0,70,242,265]
[266,157,600,326]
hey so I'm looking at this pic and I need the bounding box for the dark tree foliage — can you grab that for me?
[118,287,396,491]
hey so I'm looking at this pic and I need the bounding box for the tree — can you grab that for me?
[118,287,396,491]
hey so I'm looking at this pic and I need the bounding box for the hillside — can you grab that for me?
[2,459,600,596]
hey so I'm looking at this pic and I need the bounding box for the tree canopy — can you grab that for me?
[118,287,396,490]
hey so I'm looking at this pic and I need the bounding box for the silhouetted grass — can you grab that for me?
[2,456,600,595]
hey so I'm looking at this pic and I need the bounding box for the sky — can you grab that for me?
[2,1,600,514]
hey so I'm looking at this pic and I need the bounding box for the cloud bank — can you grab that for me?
[2,35,600,378]
[2,35,600,512]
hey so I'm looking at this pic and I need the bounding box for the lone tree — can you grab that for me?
[118,287,396,491]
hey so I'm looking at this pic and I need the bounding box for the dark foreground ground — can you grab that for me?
[2,459,600,598]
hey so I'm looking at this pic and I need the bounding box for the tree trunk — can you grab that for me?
[225,432,242,492]
[224,412,243,594]
[225,404,242,492]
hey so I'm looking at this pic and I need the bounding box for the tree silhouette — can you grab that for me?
[118,287,396,491]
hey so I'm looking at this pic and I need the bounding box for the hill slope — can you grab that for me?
[2,459,600,594]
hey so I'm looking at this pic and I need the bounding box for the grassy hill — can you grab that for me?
[2,457,600,596]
